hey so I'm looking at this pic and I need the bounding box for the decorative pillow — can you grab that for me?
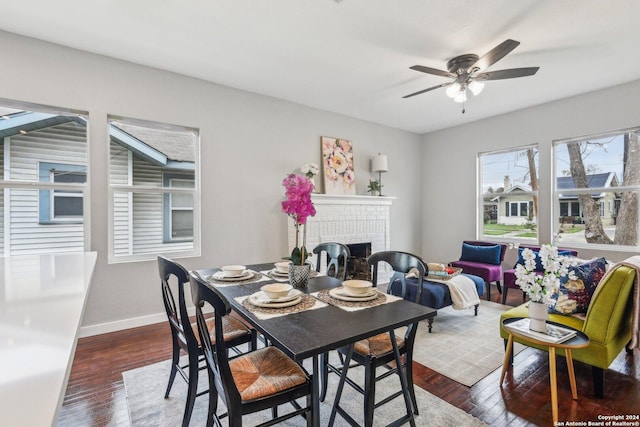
[459,243,501,265]
[514,248,574,271]
[548,257,608,315]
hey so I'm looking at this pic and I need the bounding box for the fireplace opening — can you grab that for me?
[346,242,372,281]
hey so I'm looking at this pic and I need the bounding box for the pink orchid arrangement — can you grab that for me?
[281,173,316,265]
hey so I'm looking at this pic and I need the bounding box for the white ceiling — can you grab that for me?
[1,0,639,134]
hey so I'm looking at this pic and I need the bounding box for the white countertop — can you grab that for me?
[0,252,97,427]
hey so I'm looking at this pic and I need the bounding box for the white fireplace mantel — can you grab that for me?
[288,194,395,268]
[310,194,396,206]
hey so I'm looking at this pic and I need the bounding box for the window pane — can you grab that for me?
[53,196,83,217]
[108,116,198,260]
[480,147,538,241]
[54,171,86,184]
[555,129,640,247]
[0,101,88,255]
[171,210,193,238]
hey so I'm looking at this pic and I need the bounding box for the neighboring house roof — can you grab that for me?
[113,122,195,163]
[0,111,84,138]
[0,111,194,170]
[486,172,618,203]
[557,172,617,199]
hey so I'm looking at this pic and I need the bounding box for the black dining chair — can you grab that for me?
[327,250,427,427]
[313,242,350,280]
[314,242,351,403]
[158,256,257,427]
[188,271,315,427]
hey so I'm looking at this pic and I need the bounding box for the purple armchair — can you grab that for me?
[450,240,507,301]
[501,245,578,304]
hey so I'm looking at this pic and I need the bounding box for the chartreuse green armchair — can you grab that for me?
[499,264,636,398]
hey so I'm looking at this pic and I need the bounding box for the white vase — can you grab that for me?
[528,301,549,333]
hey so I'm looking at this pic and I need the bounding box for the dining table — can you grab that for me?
[195,262,437,426]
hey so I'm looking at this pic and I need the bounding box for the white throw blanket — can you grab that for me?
[431,274,481,310]
[406,269,480,310]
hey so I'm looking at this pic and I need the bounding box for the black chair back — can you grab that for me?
[189,272,242,408]
[367,250,427,304]
[313,242,351,280]
[158,255,199,353]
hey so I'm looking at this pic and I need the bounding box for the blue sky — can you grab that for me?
[481,135,625,193]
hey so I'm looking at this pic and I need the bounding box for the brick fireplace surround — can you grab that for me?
[287,194,394,281]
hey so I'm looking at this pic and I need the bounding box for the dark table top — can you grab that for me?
[195,262,437,361]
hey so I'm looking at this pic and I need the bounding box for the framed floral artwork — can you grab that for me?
[321,136,356,195]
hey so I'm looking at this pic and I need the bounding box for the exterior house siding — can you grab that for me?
[5,122,86,256]
[110,142,193,256]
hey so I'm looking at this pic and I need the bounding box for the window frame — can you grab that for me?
[38,162,87,224]
[478,145,539,244]
[0,99,90,257]
[553,126,640,251]
[162,172,194,243]
[107,115,200,264]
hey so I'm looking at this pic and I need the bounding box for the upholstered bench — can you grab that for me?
[391,273,485,332]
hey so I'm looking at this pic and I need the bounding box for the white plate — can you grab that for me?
[270,268,289,277]
[248,293,303,308]
[211,270,254,282]
[329,287,379,302]
[253,289,301,304]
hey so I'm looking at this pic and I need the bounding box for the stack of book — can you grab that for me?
[505,318,577,343]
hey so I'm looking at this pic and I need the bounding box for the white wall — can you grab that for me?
[421,79,640,267]
[0,30,422,332]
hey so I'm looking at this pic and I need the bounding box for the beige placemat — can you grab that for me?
[313,288,401,311]
[259,269,323,282]
[236,293,327,320]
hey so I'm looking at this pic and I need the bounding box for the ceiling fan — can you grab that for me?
[403,39,539,105]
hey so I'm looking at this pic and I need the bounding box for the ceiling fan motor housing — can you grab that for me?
[446,54,480,75]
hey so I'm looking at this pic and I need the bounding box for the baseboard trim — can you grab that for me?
[78,306,199,338]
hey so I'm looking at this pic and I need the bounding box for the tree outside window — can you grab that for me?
[554,128,639,248]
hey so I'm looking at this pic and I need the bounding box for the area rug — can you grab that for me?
[123,355,487,426]
[412,299,526,387]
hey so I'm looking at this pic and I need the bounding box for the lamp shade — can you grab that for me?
[372,154,388,173]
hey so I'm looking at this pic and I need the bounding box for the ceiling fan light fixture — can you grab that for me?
[453,90,467,103]
[445,82,461,98]
[468,80,485,96]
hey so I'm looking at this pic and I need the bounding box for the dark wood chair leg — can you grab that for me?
[182,353,200,427]
[473,303,479,316]
[501,287,508,304]
[165,340,180,398]
[405,356,418,415]
[496,280,502,294]
[320,351,329,402]
[485,282,491,301]
[592,366,604,398]
[364,362,376,427]
[427,318,433,333]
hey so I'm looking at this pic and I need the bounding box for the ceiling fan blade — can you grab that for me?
[402,82,452,99]
[471,39,520,71]
[409,65,456,79]
[476,67,540,80]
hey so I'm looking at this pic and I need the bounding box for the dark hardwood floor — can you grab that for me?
[58,285,640,426]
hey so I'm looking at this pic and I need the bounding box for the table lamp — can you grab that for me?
[371,153,388,196]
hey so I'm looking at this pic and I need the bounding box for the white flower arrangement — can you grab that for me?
[514,244,575,304]
[300,163,319,178]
